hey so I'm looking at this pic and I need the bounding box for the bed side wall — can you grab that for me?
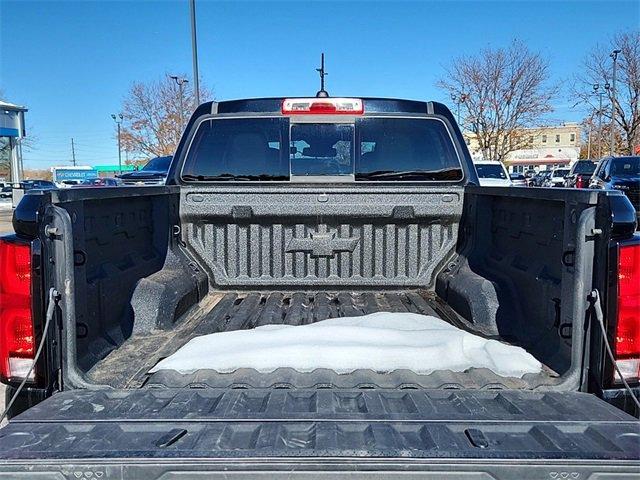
[58,190,206,373]
[436,188,598,377]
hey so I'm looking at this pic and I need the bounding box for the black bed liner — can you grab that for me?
[88,291,549,390]
[88,291,447,387]
[0,388,637,478]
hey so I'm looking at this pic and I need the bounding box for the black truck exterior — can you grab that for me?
[0,97,638,478]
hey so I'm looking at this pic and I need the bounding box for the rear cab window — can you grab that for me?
[180,101,464,183]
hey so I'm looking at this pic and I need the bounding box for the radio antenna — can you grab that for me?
[316,53,329,98]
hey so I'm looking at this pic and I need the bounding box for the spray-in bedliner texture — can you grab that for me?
[150,312,543,378]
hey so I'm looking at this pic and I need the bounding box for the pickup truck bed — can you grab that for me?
[88,290,542,390]
[0,388,638,478]
[88,291,444,387]
[2,98,638,477]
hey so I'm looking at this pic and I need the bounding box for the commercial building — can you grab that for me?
[464,123,582,172]
[0,99,28,184]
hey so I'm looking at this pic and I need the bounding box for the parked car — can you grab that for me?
[474,161,512,186]
[537,170,553,187]
[20,179,56,191]
[118,155,172,185]
[0,186,12,198]
[522,169,537,186]
[73,177,122,187]
[528,170,546,187]
[509,172,527,186]
[565,160,597,188]
[590,156,640,221]
[544,167,570,187]
[1,97,639,476]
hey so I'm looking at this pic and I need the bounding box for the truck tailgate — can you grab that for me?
[0,388,638,479]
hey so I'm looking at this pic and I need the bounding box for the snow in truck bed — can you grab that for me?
[150,312,543,378]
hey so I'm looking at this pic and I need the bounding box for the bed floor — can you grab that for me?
[87,291,455,388]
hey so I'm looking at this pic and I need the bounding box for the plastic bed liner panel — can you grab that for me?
[88,291,454,388]
[0,388,638,478]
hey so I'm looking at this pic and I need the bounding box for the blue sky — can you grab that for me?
[1,0,638,168]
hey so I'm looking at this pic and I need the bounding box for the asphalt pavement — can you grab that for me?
[0,199,13,234]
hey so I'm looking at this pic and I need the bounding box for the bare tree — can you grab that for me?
[579,114,624,159]
[572,31,640,155]
[118,75,212,158]
[437,40,557,162]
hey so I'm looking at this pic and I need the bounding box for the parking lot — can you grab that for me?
[0,200,13,235]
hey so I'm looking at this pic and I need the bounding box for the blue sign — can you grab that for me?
[0,109,25,138]
[54,169,98,181]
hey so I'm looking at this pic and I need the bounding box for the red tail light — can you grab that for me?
[282,98,364,115]
[576,176,584,189]
[0,238,34,381]
[614,243,640,383]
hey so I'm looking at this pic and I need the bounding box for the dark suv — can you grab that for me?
[590,156,639,219]
[565,160,596,188]
[118,155,172,185]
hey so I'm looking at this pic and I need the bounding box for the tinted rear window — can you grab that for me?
[475,164,507,179]
[290,123,353,176]
[572,161,596,174]
[144,156,172,172]
[182,118,288,181]
[182,116,462,182]
[355,118,462,181]
[610,157,640,176]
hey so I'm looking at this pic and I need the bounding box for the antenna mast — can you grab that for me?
[316,53,329,97]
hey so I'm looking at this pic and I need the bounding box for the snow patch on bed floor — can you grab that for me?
[150,312,543,378]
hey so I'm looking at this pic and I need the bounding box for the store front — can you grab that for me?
[505,147,578,173]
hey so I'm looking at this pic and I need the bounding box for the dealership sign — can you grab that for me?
[505,147,579,165]
[51,167,99,184]
[0,103,27,138]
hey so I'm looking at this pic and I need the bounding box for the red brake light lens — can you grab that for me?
[614,244,640,360]
[0,238,34,380]
[282,98,364,115]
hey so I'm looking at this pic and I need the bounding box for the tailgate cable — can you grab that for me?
[590,289,640,410]
[0,288,59,423]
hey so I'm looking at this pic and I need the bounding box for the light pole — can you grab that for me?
[593,83,608,158]
[169,75,189,129]
[451,93,467,127]
[587,115,593,160]
[111,113,123,174]
[189,0,200,106]
[610,49,621,155]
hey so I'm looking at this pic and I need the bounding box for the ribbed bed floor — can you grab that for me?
[201,291,443,331]
[88,291,450,388]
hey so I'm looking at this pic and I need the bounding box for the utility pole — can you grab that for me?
[111,113,123,174]
[610,49,621,156]
[450,93,468,128]
[169,75,189,129]
[71,138,76,166]
[593,83,608,158]
[189,0,200,106]
[587,117,592,159]
[316,53,328,97]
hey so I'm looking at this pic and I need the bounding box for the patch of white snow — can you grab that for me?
[150,312,542,378]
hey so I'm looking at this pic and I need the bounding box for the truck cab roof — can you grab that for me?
[207,97,451,116]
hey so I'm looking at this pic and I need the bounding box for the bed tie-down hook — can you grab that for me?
[173,224,187,247]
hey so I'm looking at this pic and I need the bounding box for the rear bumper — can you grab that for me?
[2,384,47,420]
[1,388,638,477]
[0,459,639,479]
[602,386,640,418]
